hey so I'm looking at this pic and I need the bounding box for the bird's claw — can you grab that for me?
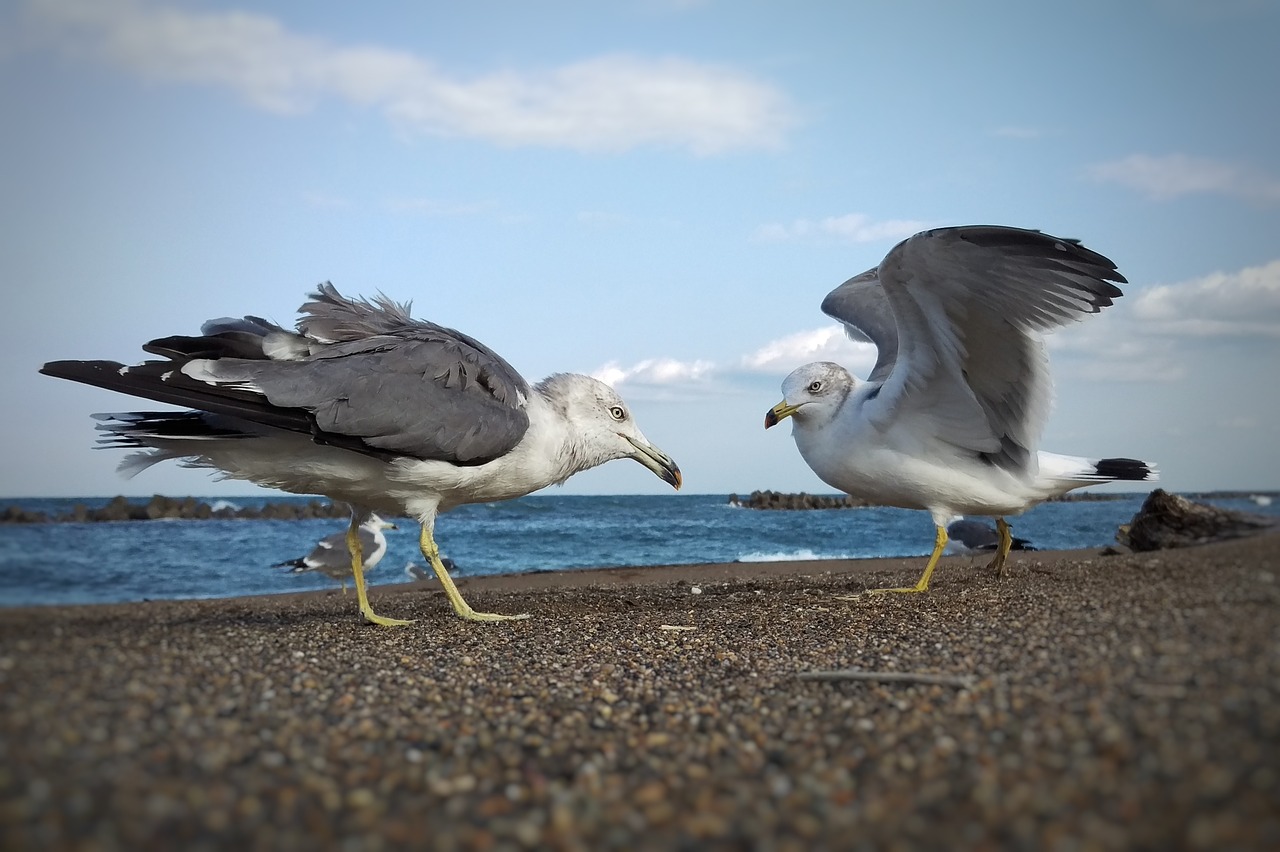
[455,609,531,622]
[362,610,414,627]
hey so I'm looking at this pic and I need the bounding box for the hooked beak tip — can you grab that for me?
[625,434,681,490]
[765,400,795,429]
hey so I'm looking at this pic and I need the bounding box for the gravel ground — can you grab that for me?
[2,535,1278,850]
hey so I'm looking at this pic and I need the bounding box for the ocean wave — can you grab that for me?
[737,548,839,563]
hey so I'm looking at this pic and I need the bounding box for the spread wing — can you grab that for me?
[820,267,899,383]
[856,225,1125,471]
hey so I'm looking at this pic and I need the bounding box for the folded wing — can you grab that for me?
[41,283,534,465]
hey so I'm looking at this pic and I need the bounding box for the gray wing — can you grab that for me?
[303,530,355,570]
[865,225,1126,471]
[820,268,899,383]
[297,284,525,407]
[47,283,534,465]
[201,334,531,463]
[289,524,384,572]
[946,519,999,550]
[194,285,533,464]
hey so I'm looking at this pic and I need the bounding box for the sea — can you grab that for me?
[1,492,1276,608]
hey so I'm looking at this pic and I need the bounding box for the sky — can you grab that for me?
[2,0,1278,499]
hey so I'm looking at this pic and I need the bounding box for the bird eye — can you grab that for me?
[808,380,823,393]
[608,405,627,421]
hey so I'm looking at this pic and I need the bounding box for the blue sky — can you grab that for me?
[2,0,1277,498]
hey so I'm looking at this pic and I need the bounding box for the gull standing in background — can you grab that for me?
[43,283,681,625]
[766,225,1155,594]
[945,519,1036,556]
[275,513,398,593]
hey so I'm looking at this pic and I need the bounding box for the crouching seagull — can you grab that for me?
[43,283,681,625]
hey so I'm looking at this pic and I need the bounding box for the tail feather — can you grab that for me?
[1094,457,1155,481]
[1037,451,1159,488]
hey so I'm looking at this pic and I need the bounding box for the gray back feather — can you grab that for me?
[298,283,527,408]
[202,283,535,464]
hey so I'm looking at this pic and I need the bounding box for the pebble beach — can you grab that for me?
[2,534,1278,850]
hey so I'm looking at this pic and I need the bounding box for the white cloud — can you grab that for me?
[600,259,1279,396]
[639,0,713,11]
[24,0,796,154]
[386,197,493,217]
[1128,259,1280,337]
[577,210,629,227]
[739,326,879,377]
[753,213,928,244]
[593,325,881,396]
[1047,258,1280,382]
[991,125,1045,140]
[1048,324,1187,383]
[593,357,716,388]
[1086,153,1280,203]
[301,191,348,209]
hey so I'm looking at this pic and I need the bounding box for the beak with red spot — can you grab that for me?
[764,400,801,429]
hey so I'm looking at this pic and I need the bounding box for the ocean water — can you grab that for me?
[1,492,1275,608]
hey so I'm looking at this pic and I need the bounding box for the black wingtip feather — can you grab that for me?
[41,358,311,436]
[1094,457,1155,481]
[948,224,1128,286]
[44,359,404,463]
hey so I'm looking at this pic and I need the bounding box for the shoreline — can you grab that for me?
[3,534,1278,848]
[3,545,1123,614]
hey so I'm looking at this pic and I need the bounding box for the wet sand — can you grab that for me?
[2,535,1278,850]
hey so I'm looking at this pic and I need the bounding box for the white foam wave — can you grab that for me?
[737,548,839,562]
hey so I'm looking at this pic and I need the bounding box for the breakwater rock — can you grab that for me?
[1120,489,1274,551]
[1,495,354,524]
[729,490,873,510]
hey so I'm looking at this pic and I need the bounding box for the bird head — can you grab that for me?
[765,362,855,429]
[540,374,682,490]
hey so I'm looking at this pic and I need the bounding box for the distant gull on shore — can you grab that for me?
[945,519,1036,556]
[42,282,681,626]
[766,225,1156,593]
[275,514,398,593]
[404,558,457,582]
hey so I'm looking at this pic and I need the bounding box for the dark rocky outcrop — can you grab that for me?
[1120,489,1275,552]
[0,496,356,524]
[729,490,873,510]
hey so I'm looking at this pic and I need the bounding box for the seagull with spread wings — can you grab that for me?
[765,225,1155,593]
[43,283,681,625]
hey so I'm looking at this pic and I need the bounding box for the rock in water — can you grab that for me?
[1123,489,1274,551]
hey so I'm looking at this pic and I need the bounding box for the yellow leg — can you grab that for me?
[419,525,530,622]
[868,524,947,594]
[987,517,1013,578]
[347,514,412,627]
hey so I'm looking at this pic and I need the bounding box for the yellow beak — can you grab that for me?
[764,400,800,429]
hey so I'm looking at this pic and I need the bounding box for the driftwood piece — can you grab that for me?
[797,670,975,688]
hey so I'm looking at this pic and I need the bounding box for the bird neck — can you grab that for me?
[519,392,603,488]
